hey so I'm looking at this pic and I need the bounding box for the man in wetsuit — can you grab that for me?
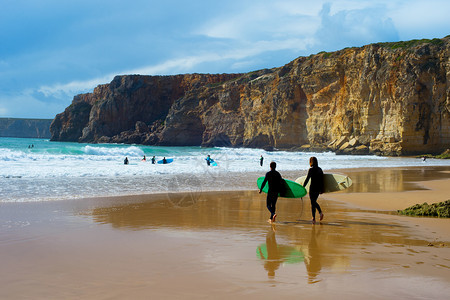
[303,157,324,224]
[259,161,283,223]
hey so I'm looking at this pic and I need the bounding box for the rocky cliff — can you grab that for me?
[51,37,450,155]
[0,118,52,138]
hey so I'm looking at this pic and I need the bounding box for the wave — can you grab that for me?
[83,145,145,157]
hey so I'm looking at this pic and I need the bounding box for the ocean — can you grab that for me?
[1,137,449,203]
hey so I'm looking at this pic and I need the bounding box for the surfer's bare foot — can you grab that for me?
[311,219,316,224]
[267,218,273,223]
[272,214,277,222]
[320,213,324,221]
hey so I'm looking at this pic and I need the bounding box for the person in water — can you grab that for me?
[303,157,324,224]
[162,157,167,164]
[151,156,156,164]
[259,161,283,223]
[260,155,264,166]
[142,155,146,161]
[206,155,212,166]
[124,157,129,165]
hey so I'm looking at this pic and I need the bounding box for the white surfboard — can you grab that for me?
[295,173,352,193]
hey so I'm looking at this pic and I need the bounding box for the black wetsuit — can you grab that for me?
[260,170,283,220]
[303,166,324,219]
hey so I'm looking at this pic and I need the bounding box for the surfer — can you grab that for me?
[260,155,264,166]
[151,156,156,164]
[303,157,324,224]
[124,157,129,165]
[206,155,212,166]
[142,155,146,161]
[259,161,283,223]
[162,157,167,164]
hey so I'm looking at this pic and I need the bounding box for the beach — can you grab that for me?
[1,166,449,299]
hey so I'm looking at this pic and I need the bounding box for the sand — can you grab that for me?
[0,166,449,299]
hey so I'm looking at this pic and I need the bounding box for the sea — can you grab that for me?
[1,137,449,203]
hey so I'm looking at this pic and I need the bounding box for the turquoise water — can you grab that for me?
[1,137,449,202]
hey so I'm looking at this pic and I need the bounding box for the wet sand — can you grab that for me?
[1,167,449,299]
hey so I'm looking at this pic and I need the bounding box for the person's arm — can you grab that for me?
[303,169,312,187]
[260,174,268,193]
[319,169,324,193]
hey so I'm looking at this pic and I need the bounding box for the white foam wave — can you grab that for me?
[83,145,145,157]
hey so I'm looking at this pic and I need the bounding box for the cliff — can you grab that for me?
[0,118,52,138]
[51,37,450,155]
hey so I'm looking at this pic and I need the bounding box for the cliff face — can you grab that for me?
[0,118,52,138]
[51,37,450,155]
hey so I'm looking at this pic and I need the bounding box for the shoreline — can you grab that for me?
[2,165,449,204]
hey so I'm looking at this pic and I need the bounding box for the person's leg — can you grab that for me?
[310,192,319,222]
[310,192,323,222]
[266,193,278,221]
[316,200,323,221]
[272,196,278,222]
[266,194,275,220]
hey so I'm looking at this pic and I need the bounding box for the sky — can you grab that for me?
[0,0,449,119]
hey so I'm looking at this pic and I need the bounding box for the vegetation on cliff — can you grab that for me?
[397,200,450,218]
[377,37,446,49]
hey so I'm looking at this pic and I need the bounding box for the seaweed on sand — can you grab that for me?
[398,200,450,218]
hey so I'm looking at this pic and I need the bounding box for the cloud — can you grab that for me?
[390,0,450,39]
[195,1,323,41]
[314,2,399,51]
[0,105,8,116]
[36,34,315,101]
[0,90,67,119]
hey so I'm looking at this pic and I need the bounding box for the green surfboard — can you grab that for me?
[257,177,307,198]
[256,244,304,264]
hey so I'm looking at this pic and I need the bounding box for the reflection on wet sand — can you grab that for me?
[304,225,323,284]
[340,166,450,193]
[81,187,448,290]
[256,225,304,279]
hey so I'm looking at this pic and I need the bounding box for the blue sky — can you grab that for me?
[1,0,448,119]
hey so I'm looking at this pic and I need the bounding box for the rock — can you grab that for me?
[135,121,149,133]
[339,142,350,151]
[348,138,359,147]
[0,118,52,138]
[354,145,370,154]
[334,137,349,150]
[50,37,450,156]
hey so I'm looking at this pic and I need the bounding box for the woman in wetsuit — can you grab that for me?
[303,157,324,224]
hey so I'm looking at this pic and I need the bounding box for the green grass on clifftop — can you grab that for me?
[398,200,450,218]
[378,38,444,49]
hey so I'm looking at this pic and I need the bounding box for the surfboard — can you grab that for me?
[157,158,173,164]
[205,158,218,166]
[257,177,307,198]
[256,244,304,264]
[295,173,352,193]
